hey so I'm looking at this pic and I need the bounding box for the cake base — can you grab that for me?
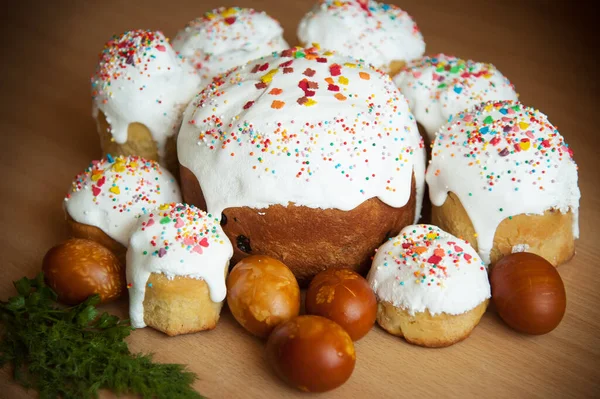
[143,273,223,336]
[376,300,489,348]
[66,214,127,265]
[95,110,179,175]
[180,166,417,285]
[432,192,576,266]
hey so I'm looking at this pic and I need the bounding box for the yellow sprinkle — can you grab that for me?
[109,186,120,195]
[519,122,530,130]
[261,68,279,83]
[338,76,349,85]
[221,7,237,17]
[159,204,170,210]
[112,162,125,173]
[91,172,103,182]
[520,141,531,151]
[312,42,321,50]
[304,99,317,107]
[344,63,357,68]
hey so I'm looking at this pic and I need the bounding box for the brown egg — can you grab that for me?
[491,252,566,335]
[227,255,300,338]
[266,315,356,392]
[305,268,376,340]
[42,238,125,305]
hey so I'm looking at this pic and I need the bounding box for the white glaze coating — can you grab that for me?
[426,100,580,264]
[172,7,289,84]
[367,224,490,316]
[297,0,425,72]
[394,54,518,141]
[178,47,426,220]
[126,203,233,328]
[91,30,201,164]
[64,155,182,246]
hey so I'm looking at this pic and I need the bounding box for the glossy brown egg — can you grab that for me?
[42,238,125,305]
[227,255,300,338]
[266,315,356,392]
[305,268,376,340]
[491,252,566,335]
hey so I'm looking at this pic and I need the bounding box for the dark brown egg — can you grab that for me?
[42,238,124,305]
[491,252,566,335]
[305,268,376,340]
[266,315,356,392]
[227,255,300,338]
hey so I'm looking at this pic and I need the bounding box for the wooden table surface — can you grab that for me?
[1,0,598,398]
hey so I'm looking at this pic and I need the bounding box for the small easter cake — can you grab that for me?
[297,0,425,75]
[368,224,490,347]
[126,203,233,336]
[64,155,181,261]
[394,53,518,144]
[426,100,580,266]
[91,30,201,173]
[172,7,289,84]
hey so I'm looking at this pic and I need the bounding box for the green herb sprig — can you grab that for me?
[0,273,203,399]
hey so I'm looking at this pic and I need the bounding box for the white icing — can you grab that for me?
[426,100,580,264]
[178,47,426,221]
[91,30,201,164]
[394,54,518,141]
[511,244,530,253]
[172,7,289,84]
[126,203,233,328]
[297,0,425,72]
[64,156,182,246]
[367,224,490,316]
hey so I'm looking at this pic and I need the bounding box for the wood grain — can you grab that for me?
[1,1,599,398]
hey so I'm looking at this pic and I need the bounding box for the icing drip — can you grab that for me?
[126,203,233,328]
[178,47,426,220]
[297,0,425,71]
[426,100,580,264]
[394,54,518,140]
[172,7,289,84]
[91,30,201,163]
[64,155,182,245]
[368,224,490,315]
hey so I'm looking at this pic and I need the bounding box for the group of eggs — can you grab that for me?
[42,237,567,392]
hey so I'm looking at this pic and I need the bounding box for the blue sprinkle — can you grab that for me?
[499,108,508,115]
[107,154,115,163]
[453,86,463,94]
[480,126,490,135]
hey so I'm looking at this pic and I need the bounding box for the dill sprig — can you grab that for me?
[0,273,203,399]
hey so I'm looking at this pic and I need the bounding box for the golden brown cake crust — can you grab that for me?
[180,166,417,285]
[432,192,575,267]
[377,300,489,348]
[95,110,179,175]
[142,273,223,336]
[66,213,127,264]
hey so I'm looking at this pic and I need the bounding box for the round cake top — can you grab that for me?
[394,53,518,140]
[91,30,201,162]
[172,7,289,83]
[367,224,490,316]
[178,46,426,220]
[64,155,181,246]
[126,203,233,328]
[297,0,425,71]
[426,100,580,264]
